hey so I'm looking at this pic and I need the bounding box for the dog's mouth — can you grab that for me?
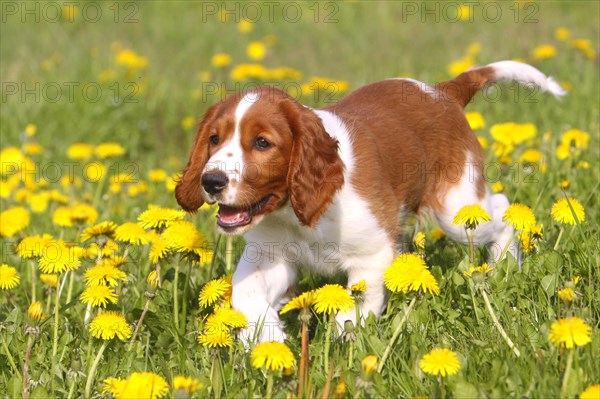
[216,195,275,231]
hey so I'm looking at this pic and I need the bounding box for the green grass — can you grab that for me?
[1,1,599,398]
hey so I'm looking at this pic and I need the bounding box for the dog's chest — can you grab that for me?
[244,184,393,275]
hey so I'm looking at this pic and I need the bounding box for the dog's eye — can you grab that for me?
[209,134,219,146]
[254,137,271,150]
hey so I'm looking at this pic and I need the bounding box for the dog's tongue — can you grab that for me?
[217,205,252,228]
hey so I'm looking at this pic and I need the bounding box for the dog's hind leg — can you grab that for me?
[433,161,519,264]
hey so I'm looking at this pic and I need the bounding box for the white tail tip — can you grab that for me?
[488,60,567,98]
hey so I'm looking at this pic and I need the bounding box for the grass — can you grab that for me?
[1,1,599,398]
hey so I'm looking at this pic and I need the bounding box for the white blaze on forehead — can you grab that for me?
[204,91,259,204]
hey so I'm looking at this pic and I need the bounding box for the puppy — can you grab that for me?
[176,61,564,342]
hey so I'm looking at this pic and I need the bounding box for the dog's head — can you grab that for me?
[175,87,344,235]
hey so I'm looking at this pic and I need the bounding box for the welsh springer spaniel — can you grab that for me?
[176,61,564,343]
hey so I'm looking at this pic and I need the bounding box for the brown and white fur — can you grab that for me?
[176,61,565,343]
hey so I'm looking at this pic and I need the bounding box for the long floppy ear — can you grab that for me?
[175,107,218,212]
[283,103,345,227]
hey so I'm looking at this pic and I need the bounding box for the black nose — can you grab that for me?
[202,171,228,195]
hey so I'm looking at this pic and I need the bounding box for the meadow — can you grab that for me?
[1,1,599,398]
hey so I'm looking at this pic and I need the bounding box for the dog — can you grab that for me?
[176,60,564,343]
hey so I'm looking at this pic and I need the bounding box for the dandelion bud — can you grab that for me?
[40,273,58,288]
[361,355,378,379]
[28,301,44,321]
[558,287,575,303]
[414,232,425,251]
[147,270,159,289]
[333,382,347,398]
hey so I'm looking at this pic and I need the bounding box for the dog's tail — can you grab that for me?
[438,60,566,108]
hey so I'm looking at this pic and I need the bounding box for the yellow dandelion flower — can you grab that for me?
[251,341,295,371]
[80,285,118,307]
[162,221,205,252]
[173,376,203,394]
[17,234,53,258]
[28,301,45,321]
[491,181,504,193]
[114,222,149,245]
[558,287,574,303]
[532,44,557,60]
[453,204,491,230]
[147,270,159,288]
[27,191,50,213]
[24,143,43,155]
[102,377,126,396]
[148,169,168,182]
[549,317,592,348]
[280,290,316,314]
[149,235,170,264]
[465,112,485,130]
[80,221,117,242]
[578,161,590,170]
[197,324,233,348]
[95,142,126,158]
[519,149,543,164]
[39,240,81,274]
[67,143,94,159]
[448,56,475,76]
[247,41,267,61]
[455,4,471,20]
[24,123,36,137]
[420,348,461,377]
[414,232,426,251]
[490,122,537,146]
[503,203,536,232]
[210,307,248,329]
[579,384,600,399]
[351,280,367,293]
[138,205,185,230]
[333,382,346,398]
[556,143,571,161]
[572,276,582,285]
[570,38,596,58]
[211,53,231,68]
[477,136,488,149]
[70,203,99,225]
[181,116,196,130]
[519,231,538,254]
[198,276,231,308]
[551,197,585,225]
[52,206,73,227]
[384,253,440,295]
[0,264,20,290]
[464,263,494,278]
[313,284,354,314]
[104,372,169,399]
[237,19,253,33]
[115,48,149,70]
[89,311,132,340]
[554,27,570,41]
[84,264,127,287]
[361,355,378,376]
[40,273,58,287]
[0,206,30,237]
[562,129,590,147]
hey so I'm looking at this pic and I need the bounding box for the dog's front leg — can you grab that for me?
[232,244,297,345]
